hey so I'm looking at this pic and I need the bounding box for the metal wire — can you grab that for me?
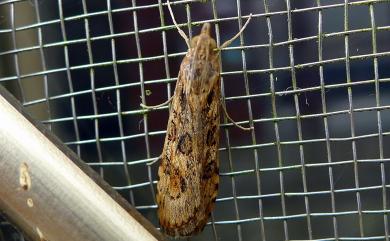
[1,0,390,240]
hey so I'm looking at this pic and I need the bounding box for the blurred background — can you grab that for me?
[1,0,390,240]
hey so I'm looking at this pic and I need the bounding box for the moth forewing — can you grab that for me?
[156,23,221,238]
[155,1,252,237]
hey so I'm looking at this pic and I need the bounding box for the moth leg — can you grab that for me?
[221,102,253,131]
[216,14,253,53]
[167,0,190,48]
[140,96,174,110]
[146,155,162,166]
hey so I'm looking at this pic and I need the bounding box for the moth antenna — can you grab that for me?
[140,96,174,110]
[217,14,253,52]
[221,102,253,131]
[146,155,161,166]
[167,0,190,48]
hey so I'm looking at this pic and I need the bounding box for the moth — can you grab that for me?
[142,1,252,237]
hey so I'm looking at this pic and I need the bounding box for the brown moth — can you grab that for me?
[148,1,252,238]
[156,22,221,237]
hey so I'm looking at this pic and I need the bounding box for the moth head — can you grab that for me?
[184,23,219,98]
[190,23,217,60]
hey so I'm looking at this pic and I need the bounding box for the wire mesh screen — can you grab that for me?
[1,0,390,240]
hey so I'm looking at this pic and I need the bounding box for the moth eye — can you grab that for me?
[190,37,199,48]
[209,39,217,52]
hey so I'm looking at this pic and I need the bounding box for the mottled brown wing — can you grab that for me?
[156,52,220,238]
